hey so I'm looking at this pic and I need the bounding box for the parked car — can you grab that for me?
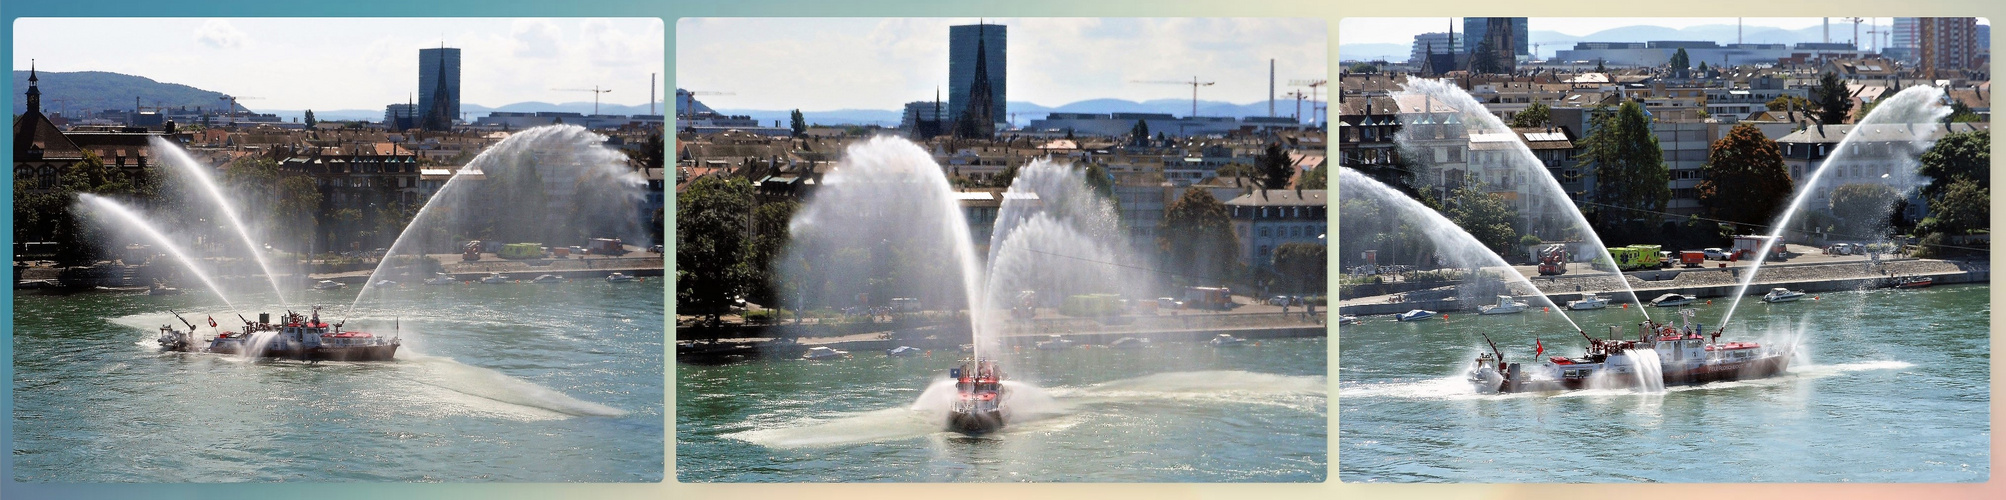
[1702,247,1729,260]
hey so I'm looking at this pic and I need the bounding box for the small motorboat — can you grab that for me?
[1894,276,1935,289]
[1338,315,1361,325]
[1567,293,1608,310]
[313,280,347,290]
[1208,333,1249,347]
[479,273,511,284]
[801,346,850,360]
[1034,335,1075,350]
[373,279,398,287]
[1477,295,1526,315]
[1761,288,1805,303]
[605,272,638,283]
[1394,309,1437,322]
[886,346,921,357]
[1649,293,1696,307]
[531,274,566,284]
[147,282,183,295]
[1109,337,1151,349]
[423,273,456,285]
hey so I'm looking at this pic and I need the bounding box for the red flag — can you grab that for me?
[1535,338,1544,357]
[208,316,217,328]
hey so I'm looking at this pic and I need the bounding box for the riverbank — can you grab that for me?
[1338,257,1987,317]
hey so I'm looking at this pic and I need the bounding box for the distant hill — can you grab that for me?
[11,70,244,115]
[12,70,660,123]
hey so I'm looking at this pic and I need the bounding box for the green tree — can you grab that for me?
[1129,120,1150,147]
[1158,187,1238,285]
[1697,124,1792,232]
[1922,179,1987,236]
[1298,166,1327,190]
[1440,174,1521,255]
[1812,72,1853,125]
[1697,60,1709,75]
[1270,242,1327,295]
[1470,40,1502,74]
[1669,48,1690,72]
[274,176,321,252]
[675,175,754,327]
[1256,143,1293,189]
[789,109,807,138]
[1510,101,1551,128]
[1346,62,1379,74]
[1595,59,1606,73]
[304,109,317,128]
[1583,101,1670,232]
[1946,100,1983,123]
[1827,183,1901,239]
[1916,130,1989,201]
[746,199,800,307]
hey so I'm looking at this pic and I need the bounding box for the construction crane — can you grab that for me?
[1132,76,1214,118]
[553,86,613,115]
[676,89,734,119]
[1282,90,1309,123]
[217,95,262,122]
[1847,17,1866,50]
[1290,79,1328,125]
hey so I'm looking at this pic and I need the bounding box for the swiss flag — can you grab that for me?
[1535,338,1544,357]
[208,316,218,328]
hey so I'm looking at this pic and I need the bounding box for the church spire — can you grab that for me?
[25,58,42,115]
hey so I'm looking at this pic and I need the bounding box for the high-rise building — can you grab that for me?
[418,46,461,127]
[1408,32,1462,65]
[948,23,1006,129]
[1893,18,1921,50]
[1916,18,1980,74]
[1463,17,1529,57]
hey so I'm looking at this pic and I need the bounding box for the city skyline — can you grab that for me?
[11,18,664,112]
[676,18,1327,113]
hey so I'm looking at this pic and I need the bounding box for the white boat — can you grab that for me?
[1394,309,1437,322]
[886,346,921,357]
[1338,315,1361,325]
[479,273,511,284]
[373,279,398,287]
[1208,333,1249,347]
[1034,335,1075,350]
[313,280,347,290]
[1761,288,1805,303]
[531,274,566,283]
[802,346,850,360]
[1649,293,1696,307]
[1567,293,1609,310]
[423,273,456,285]
[1477,295,1527,315]
[605,272,638,283]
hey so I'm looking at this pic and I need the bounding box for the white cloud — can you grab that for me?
[194,19,248,49]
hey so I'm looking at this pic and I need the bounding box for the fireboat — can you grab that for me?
[947,359,1008,434]
[1468,309,1791,393]
[156,306,401,362]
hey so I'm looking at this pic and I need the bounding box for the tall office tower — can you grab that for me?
[948,23,1006,130]
[419,46,462,129]
[1917,18,1980,74]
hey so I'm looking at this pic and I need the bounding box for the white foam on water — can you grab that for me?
[392,351,627,419]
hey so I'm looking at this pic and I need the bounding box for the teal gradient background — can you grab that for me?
[5,0,2003,499]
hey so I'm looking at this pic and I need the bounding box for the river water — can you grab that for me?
[1339,284,1990,482]
[12,281,664,482]
[677,336,1326,482]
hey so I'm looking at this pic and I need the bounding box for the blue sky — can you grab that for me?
[13,18,665,111]
[676,18,1328,112]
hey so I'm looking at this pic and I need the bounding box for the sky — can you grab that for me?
[12,18,665,111]
[1337,17,1985,46]
[676,18,1328,112]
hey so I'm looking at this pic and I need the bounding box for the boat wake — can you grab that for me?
[726,370,1323,449]
[393,352,628,419]
[1343,360,1913,400]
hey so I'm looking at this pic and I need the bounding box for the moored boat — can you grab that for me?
[1649,293,1696,307]
[1109,337,1151,349]
[1034,335,1075,350]
[479,273,511,284]
[801,346,850,360]
[1567,293,1609,310]
[1477,295,1527,315]
[531,274,566,284]
[1394,309,1437,322]
[424,273,456,285]
[886,345,921,357]
[313,280,347,290]
[1894,276,1934,289]
[1761,287,1804,303]
[1208,333,1249,347]
[605,272,638,283]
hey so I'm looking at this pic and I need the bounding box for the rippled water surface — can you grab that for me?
[1339,284,1990,482]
